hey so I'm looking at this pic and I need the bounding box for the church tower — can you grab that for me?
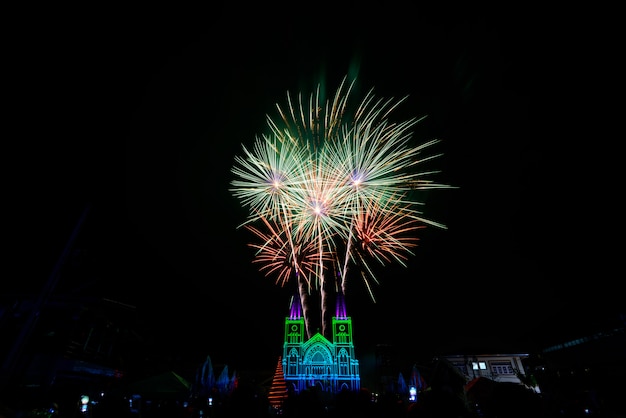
[281,288,360,395]
[331,290,360,392]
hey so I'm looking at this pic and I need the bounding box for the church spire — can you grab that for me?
[335,287,347,319]
[289,288,302,319]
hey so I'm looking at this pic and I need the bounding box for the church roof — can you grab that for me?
[302,332,333,350]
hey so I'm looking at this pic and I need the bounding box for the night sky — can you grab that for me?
[6,8,620,373]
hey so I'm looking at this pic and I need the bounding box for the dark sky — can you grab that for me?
[6,8,620,372]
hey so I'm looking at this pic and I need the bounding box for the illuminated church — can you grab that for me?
[280,289,360,395]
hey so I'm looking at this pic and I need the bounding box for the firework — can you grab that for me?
[230,76,450,338]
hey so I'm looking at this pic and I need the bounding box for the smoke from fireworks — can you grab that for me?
[230,76,451,338]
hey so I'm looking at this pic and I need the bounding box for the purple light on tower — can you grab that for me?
[289,290,302,320]
[335,289,347,320]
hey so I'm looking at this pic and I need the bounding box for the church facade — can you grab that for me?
[281,290,361,395]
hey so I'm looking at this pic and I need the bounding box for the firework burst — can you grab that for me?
[230,76,451,338]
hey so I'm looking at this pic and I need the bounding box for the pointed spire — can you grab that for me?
[397,372,408,394]
[217,365,231,396]
[289,288,302,319]
[335,287,347,319]
[410,364,426,390]
[198,355,215,393]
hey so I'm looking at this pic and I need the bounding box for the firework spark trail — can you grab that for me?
[231,134,307,226]
[230,75,452,339]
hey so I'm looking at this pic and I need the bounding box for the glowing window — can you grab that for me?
[491,361,514,375]
[471,362,487,370]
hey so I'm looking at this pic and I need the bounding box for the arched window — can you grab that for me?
[288,348,299,376]
[338,348,349,376]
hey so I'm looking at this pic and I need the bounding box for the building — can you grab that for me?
[440,352,534,388]
[281,289,360,395]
